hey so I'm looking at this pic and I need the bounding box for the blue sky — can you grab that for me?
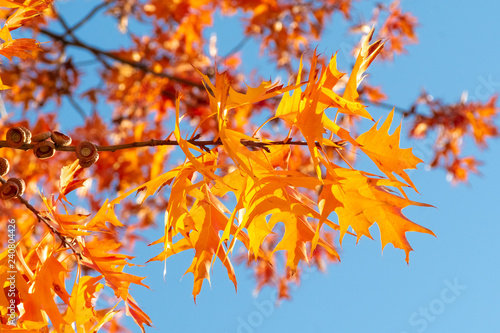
[36,1,500,332]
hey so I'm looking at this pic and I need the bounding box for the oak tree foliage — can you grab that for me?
[0,0,498,331]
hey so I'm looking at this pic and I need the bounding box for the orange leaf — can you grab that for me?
[0,38,41,60]
[319,164,434,263]
[67,275,104,332]
[125,296,153,333]
[184,187,238,301]
[356,109,422,192]
[58,160,87,204]
[32,256,71,332]
[341,27,385,120]
[270,212,338,273]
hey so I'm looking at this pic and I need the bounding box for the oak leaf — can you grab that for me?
[319,164,434,263]
[0,38,41,60]
[357,109,422,191]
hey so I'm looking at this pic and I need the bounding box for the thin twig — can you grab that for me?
[41,24,419,117]
[66,94,87,120]
[0,177,82,259]
[65,1,111,35]
[223,36,251,59]
[51,7,90,120]
[363,100,422,117]
[53,7,73,37]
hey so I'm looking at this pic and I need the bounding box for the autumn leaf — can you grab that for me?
[66,275,105,332]
[0,38,41,60]
[3,1,496,330]
[340,27,384,120]
[0,0,26,9]
[319,163,434,263]
[0,75,9,90]
[2,0,53,31]
[357,109,422,191]
[32,255,71,331]
[270,212,338,273]
[184,186,237,301]
[58,159,87,205]
[274,51,371,177]
[226,79,300,110]
[80,239,152,332]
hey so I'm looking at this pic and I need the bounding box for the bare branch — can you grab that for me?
[363,100,421,117]
[223,36,251,59]
[66,1,112,35]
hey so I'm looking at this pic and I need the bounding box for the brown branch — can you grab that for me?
[53,6,74,38]
[0,135,344,256]
[40,26,419,119]
[52,6,113,71]
[0,177,82,259]
[38,28,205,88]
[0,137,346,153]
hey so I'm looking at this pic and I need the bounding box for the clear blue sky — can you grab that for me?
[40,1,500,332]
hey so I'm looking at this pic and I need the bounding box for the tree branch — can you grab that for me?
[65,1,111,35]
[38,29,205,88]
[40,26,420,119]
[0,177,82,259]
[0,137,346,153]
[66,94,87,120]
[223,36,251,59]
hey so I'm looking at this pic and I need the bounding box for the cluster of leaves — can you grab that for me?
[408,93,498,183]
[0,0,48,87]
[0,0,498,332]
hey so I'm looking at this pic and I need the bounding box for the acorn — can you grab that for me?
[32,131,52,142]
[51,131,72,146]
[6,127,28,148]
[33,141,56,159]
[18,126,32,144]
[78,153,99,168]
[7,178,25,196]
[0,157,9,176]
[0,181,20,200]
[75,141,99,163]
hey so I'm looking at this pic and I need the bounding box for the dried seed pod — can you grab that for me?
[0,157,9,176]
[6,127,28,148]
[32,131,52,142]
[7,178,25,196]
[75,141,99,162]
[78,153,99,168]
[0,181,19,200]
[18,126,32,144]
[33,141,56,159]
[51,131,72,146]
